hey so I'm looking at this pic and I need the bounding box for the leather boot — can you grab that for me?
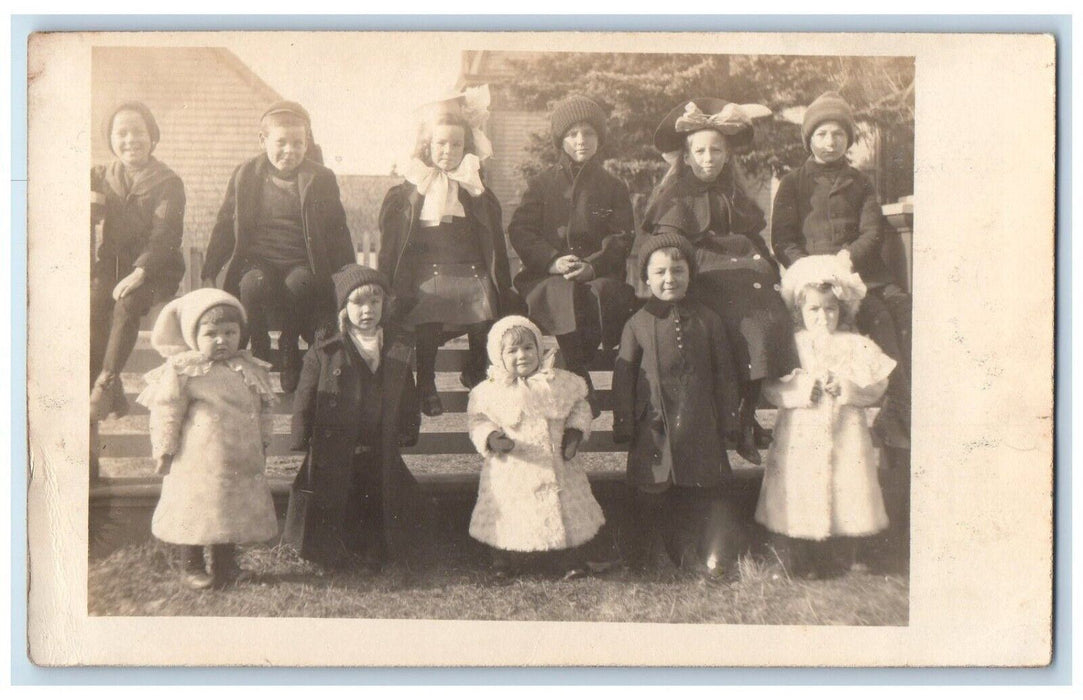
[209,544,241,588]
[182,546,213,590]
[89,371,121,422]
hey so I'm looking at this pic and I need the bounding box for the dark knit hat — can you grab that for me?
[260,100,312,127]
[638,233,697,282]
[550,96,607,150]
[333,264,389,310]
[104,101,160,155]
[801,91,855,151]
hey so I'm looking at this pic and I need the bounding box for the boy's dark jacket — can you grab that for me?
[91,158,186,298]
[612,298,740,487]
[282,327,422,561]
[508,157,634,289]
[378,182,514,315]
[202,155,356,307]
[771,157,892,286]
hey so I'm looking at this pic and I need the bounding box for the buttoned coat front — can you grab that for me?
[377,182,514,317]
[508,157,636,346]
[282,328,422,564]
[770,158,893,286]
[612,299,740,488]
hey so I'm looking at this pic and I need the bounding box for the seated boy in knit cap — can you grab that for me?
[612,233,742,581]
[508,95,637,417]
[770,91,912,453]
[202,101,356,393]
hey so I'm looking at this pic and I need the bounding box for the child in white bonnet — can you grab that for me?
[138,288,278,589]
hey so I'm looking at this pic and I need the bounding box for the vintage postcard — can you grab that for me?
[25,30,1054,666]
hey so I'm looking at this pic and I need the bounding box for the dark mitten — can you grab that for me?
[487,430,515,454]
[562,428,583,460]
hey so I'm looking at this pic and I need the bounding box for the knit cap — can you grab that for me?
[550,96,607,150]
[333,264,389,310]
[104,101,161,155]
[638,232,697,282]
[150,288,247,357]
[801,91,855,152]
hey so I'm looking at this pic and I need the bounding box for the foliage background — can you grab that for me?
[502,53,915,202]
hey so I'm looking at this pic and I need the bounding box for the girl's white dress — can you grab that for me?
[755,329,896,540]
[467,366,605,551]
[138,351,279,545]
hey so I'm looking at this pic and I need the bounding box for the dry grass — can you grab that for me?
[89,532,908,625]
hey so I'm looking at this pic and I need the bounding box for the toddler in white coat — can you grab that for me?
[138,288,278,590]
[467,315,605,580]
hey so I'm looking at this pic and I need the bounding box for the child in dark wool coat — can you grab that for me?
[612,233,743,581]
[282,265,422,571]
[770,91,911,453]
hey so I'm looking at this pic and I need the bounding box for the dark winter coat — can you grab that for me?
[612,299,740,488]
[770,157,893,286]
[202,155,356,315]
[508,156,636,344]
[642,167,798,381]
[377,182,514,317]
[282,328,422,565]
[91,157,186,299]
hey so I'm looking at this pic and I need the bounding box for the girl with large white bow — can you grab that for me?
[378,86,513,417]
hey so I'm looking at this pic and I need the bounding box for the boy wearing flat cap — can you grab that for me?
[203,101,356,393]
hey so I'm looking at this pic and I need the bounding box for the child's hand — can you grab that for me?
[563,261,595,282]
[822,372,842,398]
[549,254,582,275]
[487,430,515,454]
[112,267,147,300]
[562,428,583,460]
[155,454,174,476]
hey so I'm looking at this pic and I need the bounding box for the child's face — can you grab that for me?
[800,287,841,335]
[260,124,308,174]
[645,249,690,302]
[110,110,153,169]
[196,321,242,361]
[562,121,599,163]
[345,288,384,333]
[683,129,728,182]
[502,334,540,379]
[429,124,467,172]
[809,120,849,164]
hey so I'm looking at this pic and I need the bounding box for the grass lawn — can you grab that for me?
[89,530,909,625]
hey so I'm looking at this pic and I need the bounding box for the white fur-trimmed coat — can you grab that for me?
[467,367,604,552]
[755,330,895,541]
[138,351,279,545]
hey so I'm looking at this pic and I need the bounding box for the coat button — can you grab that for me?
[332,368,341,376]
[753,282,762,289]
[753,254,762,260]
[774,283,781,291]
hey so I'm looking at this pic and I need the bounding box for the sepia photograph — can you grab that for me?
[25,29,1054,667]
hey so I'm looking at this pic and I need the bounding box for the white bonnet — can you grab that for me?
[486,315,545,368]
[780,250,867,313]
[150,288,247,357]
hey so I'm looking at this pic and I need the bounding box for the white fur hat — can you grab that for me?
[780,250,867,313]
[150,288,247,357]
[486,315,545,368]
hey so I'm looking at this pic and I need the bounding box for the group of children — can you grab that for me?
[90,88,911,589]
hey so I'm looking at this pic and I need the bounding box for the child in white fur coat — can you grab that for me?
[467,315,605,579]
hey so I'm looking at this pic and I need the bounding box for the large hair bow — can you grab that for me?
[461,84,494,162]
[674,101,772,135]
